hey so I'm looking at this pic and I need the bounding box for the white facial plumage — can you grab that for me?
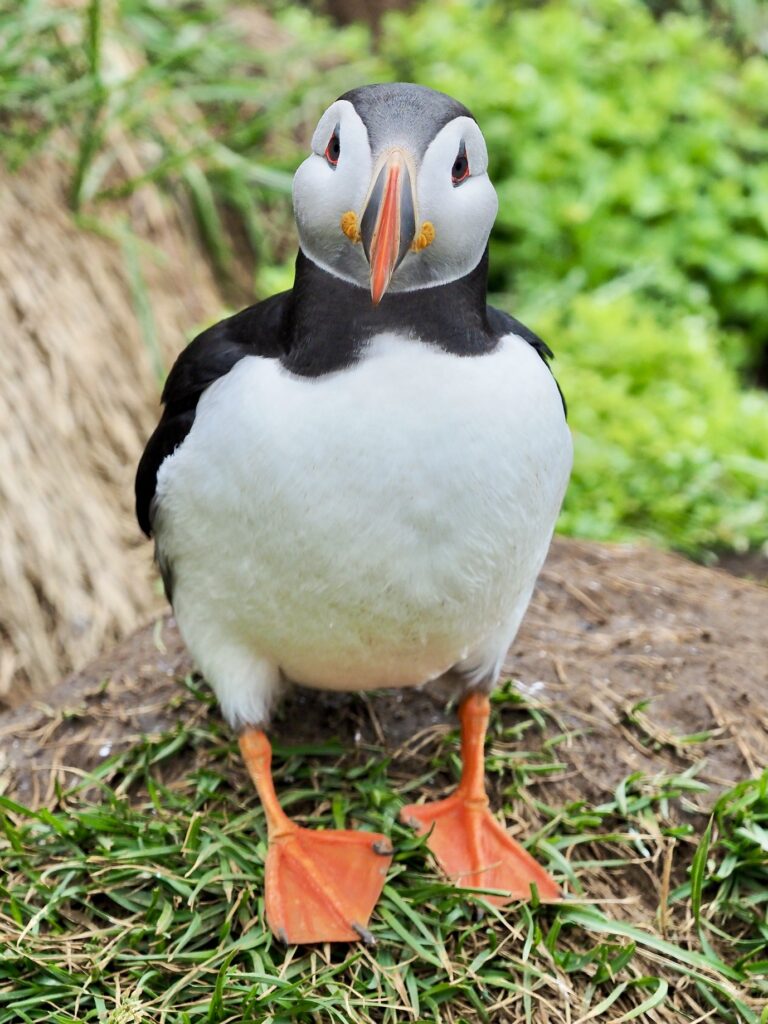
[415,116,498,287]
[292,98,499,295]
[292,100,372,281]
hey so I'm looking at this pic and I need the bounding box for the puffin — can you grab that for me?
[136,83,572,945]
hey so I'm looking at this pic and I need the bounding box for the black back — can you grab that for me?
[135,250,564,537]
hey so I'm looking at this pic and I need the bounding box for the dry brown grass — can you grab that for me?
[0,156,223,708]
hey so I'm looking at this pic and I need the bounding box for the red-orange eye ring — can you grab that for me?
[325,129,341,167]
[451,141,469,186]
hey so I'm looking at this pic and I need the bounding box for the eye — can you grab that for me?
[451,141,470,186]
[324,128,340,168]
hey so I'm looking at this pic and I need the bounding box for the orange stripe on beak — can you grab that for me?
[368,162,402,306]
[359,150,417,305]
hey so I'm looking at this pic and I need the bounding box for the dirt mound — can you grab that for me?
[1,535,765,1024]
[0,157,223,709]
[2,537,765,808]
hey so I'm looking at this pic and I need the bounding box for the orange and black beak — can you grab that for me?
[360,151,417,305]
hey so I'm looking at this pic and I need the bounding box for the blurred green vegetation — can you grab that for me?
[1,0,767,556]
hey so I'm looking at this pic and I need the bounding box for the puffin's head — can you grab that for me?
[292,83,498,304]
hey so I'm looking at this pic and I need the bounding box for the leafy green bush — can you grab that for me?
[381,0,768,375]
[531,289,768,552]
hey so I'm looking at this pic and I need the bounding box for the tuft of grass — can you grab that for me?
[0,681,765,1023]
[0,0,379,317]
[0,0,358,194]
[672,771,768,982]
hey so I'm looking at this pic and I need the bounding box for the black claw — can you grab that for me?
[276,928,289,944]
[352,922,377,946]
[372,840,394,856]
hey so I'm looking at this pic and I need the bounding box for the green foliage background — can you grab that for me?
[2,0,767,556]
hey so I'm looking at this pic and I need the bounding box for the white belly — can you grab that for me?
[154,331,572,725]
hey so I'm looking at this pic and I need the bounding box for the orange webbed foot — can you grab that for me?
[400,793,559,904]
[265,825,393,944]
[400,692,559,906]
[239,728,393,945]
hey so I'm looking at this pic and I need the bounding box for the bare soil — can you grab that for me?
[2,536,766,811]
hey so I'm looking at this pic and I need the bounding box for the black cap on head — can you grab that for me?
[338,82,475,159]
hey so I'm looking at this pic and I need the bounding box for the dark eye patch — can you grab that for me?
[451,140,470,186]
[325,125,341,167]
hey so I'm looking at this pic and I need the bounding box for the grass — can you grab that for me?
[1,680,766,1023]
[0,0,376,264]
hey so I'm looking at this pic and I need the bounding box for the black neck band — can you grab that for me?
[281,248,496,377]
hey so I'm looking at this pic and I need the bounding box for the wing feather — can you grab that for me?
[135,290,292,537]
[486,305,566,418]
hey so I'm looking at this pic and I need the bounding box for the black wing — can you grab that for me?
[135,290,292,537]
[486,305,567,418]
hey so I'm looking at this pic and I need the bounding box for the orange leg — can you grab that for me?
[239,729,393,944]
[400,692,560,905]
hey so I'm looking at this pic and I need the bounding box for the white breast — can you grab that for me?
[154,332,572,727]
